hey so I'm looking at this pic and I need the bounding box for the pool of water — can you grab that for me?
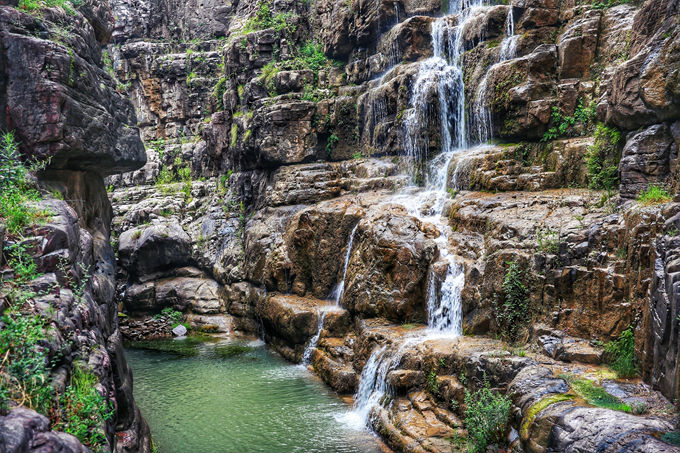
[125,338,387,453]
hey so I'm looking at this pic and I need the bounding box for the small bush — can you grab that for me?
[0,132,45,235]
[637,184,672,205]
[604,327,639,378]
[585,124,622,190]
[464,385,512,453]
[55,365,113,448]
[493,261,529,342]
[212,77,227,111]
[0,311,52,414]
[154,307,184,325]
[537,228,560,254]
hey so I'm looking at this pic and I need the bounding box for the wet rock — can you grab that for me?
[342,205,438,322]
[557,10,601,79]
[257,294,325,361]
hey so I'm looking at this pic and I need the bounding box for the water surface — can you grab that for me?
[126,338,386,453]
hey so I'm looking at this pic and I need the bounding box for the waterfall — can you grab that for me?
[331,223,359,305]
[403,16,468,184]
[427,261,465,335]
[301,311,327,366]
[499,5,518,61]
[471,3,517,143]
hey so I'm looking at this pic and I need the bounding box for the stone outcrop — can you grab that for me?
[0,1,150,450]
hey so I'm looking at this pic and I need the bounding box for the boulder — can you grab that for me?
[0,408,91,453]
[342,205,439,322]
[118,222,192,281]
[172,324,187,337]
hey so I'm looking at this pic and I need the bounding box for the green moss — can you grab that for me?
[562,375,631,412]
[520,394,574,438]
[214,344,253,358]
[230,123,239,148]
[126,337,208,357]
[661,432,680,446]
[212,77,227,111]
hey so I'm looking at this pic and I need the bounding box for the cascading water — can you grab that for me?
[302,311,327,366]
[471,2,518,142]
[499,5,518,61]
[331,223,360,305]
[345,2,496,428]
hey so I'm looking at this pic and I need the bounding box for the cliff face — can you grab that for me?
[2,0,679,450]
[0,0,150,451]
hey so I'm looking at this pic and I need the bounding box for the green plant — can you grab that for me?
[326,133,339,155]
[541,100,596,142]
[493,261,529,342]
[464,384,512,452]
[427,370,440,397]
[54,364,113,448]
[153,307,183,324]
[604,326,639,378]
[212,77,227,111]
[637,184,672,205]
[0,132,46,235]
[537,228,560,254]
[230,124,239,148]
[0,310,52,414]
[586,123,622,190]
[662,432,680,446]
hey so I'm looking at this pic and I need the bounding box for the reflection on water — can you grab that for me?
[126,338,386,453]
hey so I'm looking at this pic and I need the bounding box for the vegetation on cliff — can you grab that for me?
[0,133,113,451]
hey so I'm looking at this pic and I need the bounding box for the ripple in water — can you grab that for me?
[126,340,385,453]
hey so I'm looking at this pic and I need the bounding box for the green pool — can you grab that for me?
[125,338,386,453]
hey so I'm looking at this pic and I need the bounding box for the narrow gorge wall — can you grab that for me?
[0,0,151,450]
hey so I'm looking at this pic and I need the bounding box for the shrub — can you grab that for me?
[541,100,595,142]
[604,326,639,378]
[212,77,227,111]
[637,184,672,205]
[0,311,52,414]
[493,261,529,342]
[464,384,512,453]
[55,365,113,448]
[0,132,45,235]
[585,123,622,190]
[326,133,339,155]
[537,228,560,254]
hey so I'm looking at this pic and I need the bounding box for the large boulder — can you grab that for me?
[118,222,192,281]
[342,205,439,322]
[0,408,91,453]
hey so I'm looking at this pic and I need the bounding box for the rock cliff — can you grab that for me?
[0,0,150,450]
[2,0,680,451]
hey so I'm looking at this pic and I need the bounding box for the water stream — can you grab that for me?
[126,339,385,453]
[347,0,512,427]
